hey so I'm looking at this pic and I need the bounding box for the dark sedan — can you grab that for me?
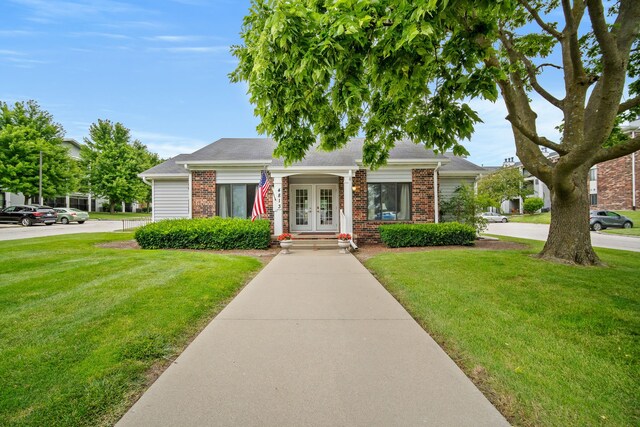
[0,205,57,226]
[590,210,634,231]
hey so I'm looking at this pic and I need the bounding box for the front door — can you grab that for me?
[316,185,338,231]
[290,184,339,233]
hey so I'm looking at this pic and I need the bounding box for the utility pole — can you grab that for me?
[39,151,43,205]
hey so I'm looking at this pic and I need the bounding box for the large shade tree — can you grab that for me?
[231,0,640,265]
[0,100,76,204]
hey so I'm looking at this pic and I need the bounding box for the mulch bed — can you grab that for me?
[353,239,529,262]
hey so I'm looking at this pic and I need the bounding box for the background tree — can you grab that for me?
[477,167,530,210]
[0,100,76,204]
[81,120,150,213]
[231,0,639,265]
[131,140,162,211]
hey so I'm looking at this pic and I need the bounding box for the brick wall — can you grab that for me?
[597,152,640,210]
[191,170,216,217]
[412,169,435,222]
[263,177,274,234]
[352,169,435,244]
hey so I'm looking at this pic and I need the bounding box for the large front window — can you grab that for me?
[217,184,257,219]
[367,183,411,220]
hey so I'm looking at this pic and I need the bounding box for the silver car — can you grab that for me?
[480,212,508,223]
[590,210,633,231]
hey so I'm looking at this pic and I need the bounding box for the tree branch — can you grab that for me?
[505,114,568,154]
[536,63,562,71]
[593,136,640,163]
[518,0,562,41]
[619,95,640,114]
[586,0,619,65]
[499,31,564,110]
[562,0,587,82]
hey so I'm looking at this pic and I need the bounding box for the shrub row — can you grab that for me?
[379,222,476,248]
[134,218,271,250]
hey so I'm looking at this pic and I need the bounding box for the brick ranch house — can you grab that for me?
[140,138,485,244]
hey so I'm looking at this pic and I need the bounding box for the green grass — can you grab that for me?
[508,212,551,224]
[0,233,263,426]
[89,212,151,220]
[364,239,639,426]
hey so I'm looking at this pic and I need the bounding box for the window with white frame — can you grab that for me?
[367,183,411,221]
[589,168,597,181]
[590,193,597,206]
[217,184,257,219]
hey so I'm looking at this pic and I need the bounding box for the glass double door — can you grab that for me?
[290,184,338,232]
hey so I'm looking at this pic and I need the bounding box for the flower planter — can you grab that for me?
[337,240,350,254]
[280,240,293,254]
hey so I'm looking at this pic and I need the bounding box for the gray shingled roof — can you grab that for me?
[439,154,487,172]
[142,138,484,176]
[141,154,190,176]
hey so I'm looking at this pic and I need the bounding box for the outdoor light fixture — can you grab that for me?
[352,185,358,192]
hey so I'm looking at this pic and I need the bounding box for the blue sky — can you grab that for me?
[1,0,570,167]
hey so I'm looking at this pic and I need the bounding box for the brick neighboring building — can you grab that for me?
[141,138,485,244]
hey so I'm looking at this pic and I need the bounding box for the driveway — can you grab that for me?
[0,221,124,241]
[485,222,640,252]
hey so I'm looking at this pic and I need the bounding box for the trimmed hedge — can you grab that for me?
[134,218,271,250]
[379,223,476,248]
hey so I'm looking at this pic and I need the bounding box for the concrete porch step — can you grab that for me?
[290,239,340,250]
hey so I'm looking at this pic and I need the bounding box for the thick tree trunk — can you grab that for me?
[539,172,601,265]
[110,202,116,214]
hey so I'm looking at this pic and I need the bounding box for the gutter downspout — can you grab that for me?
[434,162,442,223]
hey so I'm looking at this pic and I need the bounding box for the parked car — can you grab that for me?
[590,210,634,231]
[54,208,89,224]
[480,212,509,223]
[0,205,57,226]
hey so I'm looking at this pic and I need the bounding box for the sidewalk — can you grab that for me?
[118,251,509,426]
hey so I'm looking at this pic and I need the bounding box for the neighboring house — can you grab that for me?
[1,138,109,211]
[140,138,486,244]
[500,120,640,213]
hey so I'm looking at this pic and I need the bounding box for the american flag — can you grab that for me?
[251,170,270,221]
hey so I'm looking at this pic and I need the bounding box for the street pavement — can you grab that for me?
[485,222,640,252]
[118,251,509,427]
[0,221,124,241]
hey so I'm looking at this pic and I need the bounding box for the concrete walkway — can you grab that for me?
[118,251,509,426]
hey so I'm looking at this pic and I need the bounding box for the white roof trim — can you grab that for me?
[176,160,273,167]
[139,173,189,179]
[439,170,483,177]
[356,158,449,168]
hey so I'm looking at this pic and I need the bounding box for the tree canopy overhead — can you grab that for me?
[232,0,640,265]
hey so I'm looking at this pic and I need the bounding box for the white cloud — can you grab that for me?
[0,30,38,37]
[146,35,201,43]
[151,45,229,54]
[69,31,130,39]
[130,130,209,158]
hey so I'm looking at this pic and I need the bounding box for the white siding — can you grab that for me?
[439,177,475,201]
[154,179,189,220]
[216,169,261,184]
[367,169,412,182]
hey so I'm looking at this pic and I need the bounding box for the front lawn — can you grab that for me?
[365,239,639,426]
[508,212,551,224]
[0,233,262,426]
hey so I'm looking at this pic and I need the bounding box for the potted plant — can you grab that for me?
[337,233,351,254]
[277,233,293,254]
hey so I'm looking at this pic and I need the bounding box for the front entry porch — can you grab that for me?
[270,172,354,238]
[289,184,339,233]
